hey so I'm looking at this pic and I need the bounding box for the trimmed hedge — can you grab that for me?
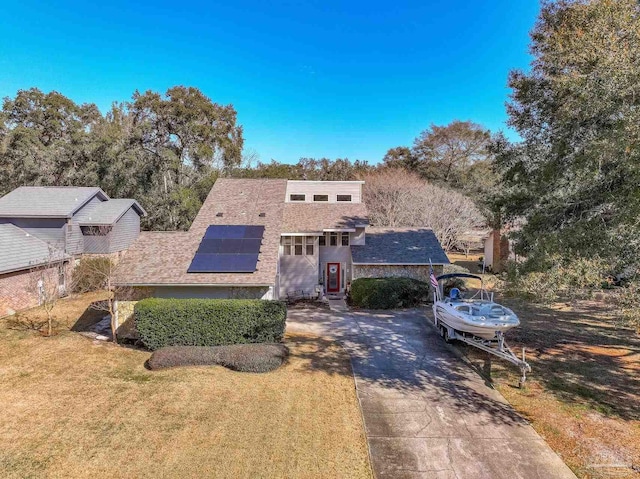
[349,277,429,309]
[147,344,289,372]
[135,298,287,350]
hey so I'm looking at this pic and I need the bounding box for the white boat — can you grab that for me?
[432,273,520,340]
[430,272,530,386]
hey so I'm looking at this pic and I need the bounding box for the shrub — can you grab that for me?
[504,256,611,303]
[147,344,289,372]
[135,298,287,350]
[72,257,114,293]
[350,277,428,309]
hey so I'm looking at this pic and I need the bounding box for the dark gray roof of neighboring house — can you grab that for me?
[282,202,369,233]
[0,224,67,274]
[114,179,287,286]
[75,199,147,225]
[0,186,108,218]
[351,228,450,265]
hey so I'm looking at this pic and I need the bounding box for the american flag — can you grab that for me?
[429,266,438,289]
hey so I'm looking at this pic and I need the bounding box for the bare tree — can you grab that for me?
[27,247,69,337]
[362,169,485,251]
[73,253,125,343]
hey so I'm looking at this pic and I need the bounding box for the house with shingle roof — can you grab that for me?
[0,186,146,316]
[113,179,449,327]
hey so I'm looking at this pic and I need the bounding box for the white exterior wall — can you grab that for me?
[483,232,494,268]
[319,244,353,292]
[285,181,363,203]
[278,236,319,294]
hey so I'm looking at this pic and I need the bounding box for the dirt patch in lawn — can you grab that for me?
[454,295,640,479]
[0,293,372,479]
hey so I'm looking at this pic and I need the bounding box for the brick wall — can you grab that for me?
[0,263,71,317]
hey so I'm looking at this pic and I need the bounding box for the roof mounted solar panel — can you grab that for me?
[188,253,259,273]
[244,225,265,239]
[188,224,265,273]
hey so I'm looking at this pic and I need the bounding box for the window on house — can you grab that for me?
[318,234,326,246]
[329,232,338,246]
[337,195,352,202]
[290,194,305,201]
[294,236,303,255]
[80,226,111,236]
[58,266,65,287]
[341,232,350,246]
[283,236,292,255]
[306,236,314,255]
[313,194,328,202]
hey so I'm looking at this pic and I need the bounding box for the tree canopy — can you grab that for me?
[383,120,499,204]
[495,0,640,271]
[0,87,493,240]
[0,86,242,230]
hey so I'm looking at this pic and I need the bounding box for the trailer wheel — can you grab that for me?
[443,327,453,344]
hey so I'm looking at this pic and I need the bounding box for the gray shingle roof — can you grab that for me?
[0,224,67,274]
[0,187,108,218]
[75,199,147,225]
[351,228,450,265]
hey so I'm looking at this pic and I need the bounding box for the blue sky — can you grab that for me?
[0,1,540,164]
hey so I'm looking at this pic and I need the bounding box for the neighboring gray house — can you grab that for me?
[0,187,146,255]
[0,186,146,316]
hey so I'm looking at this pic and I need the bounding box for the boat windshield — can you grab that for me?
[454,302,510,318]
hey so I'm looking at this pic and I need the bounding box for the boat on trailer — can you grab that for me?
[431,273,531,386]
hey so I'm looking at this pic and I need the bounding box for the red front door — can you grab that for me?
[327,263,341,293]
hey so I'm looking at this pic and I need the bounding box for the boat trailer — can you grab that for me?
[433,315,532,388]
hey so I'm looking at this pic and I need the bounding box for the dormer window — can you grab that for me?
[290,194,305,201]
[337,195,352,202]
[313,194,328,202]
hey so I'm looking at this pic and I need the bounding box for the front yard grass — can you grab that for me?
[0,293,372,479]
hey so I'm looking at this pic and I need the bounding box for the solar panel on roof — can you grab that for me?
[188,253,259,273]
[244,225,265,239]
[188,224,264,273]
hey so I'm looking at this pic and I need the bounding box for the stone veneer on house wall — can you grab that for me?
[352,264,444,283]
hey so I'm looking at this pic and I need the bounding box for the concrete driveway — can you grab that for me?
[287,307,576,479]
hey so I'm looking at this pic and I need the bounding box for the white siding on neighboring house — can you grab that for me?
[83,207,141,254]
[484,232,494,269]
[65,222,84,255]
[108,208,141,252]
[285,181,363,203]
[72,195,107,253]
[82,228,111,253]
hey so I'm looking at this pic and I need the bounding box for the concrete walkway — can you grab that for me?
[287,307,576,479]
